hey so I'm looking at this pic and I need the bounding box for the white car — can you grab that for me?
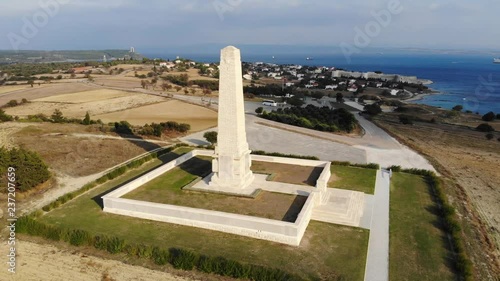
[262,100,278,107]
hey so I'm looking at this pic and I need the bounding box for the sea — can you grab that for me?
[144,51,500,114]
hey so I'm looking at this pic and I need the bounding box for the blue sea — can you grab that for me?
[145,51,500,114]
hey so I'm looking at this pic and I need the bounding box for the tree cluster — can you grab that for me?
[0,147,51,192]
[260,105,358,133]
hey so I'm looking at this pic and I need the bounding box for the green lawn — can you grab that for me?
[39,151,369,280]
[389,173,455,281]
[123,156,307,222]
[329,165,377,194]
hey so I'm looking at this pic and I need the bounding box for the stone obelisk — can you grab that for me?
[210,46,254,190]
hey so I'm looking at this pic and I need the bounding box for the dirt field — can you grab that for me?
[0,85,31,94]
[252,161,323,186]
[0,240,192,281]
[374,114,500,279]
[94,76,143,89]
[0,83,97,106]
[94,99,217,132]
[33,89,137,103]
[5,92,167,119]
[12,123,163,177]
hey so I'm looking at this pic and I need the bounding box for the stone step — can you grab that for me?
[312,190,365,227]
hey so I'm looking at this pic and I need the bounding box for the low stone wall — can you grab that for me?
[102,150,328,246]
[104,193,316,246]
[251,155,327,167]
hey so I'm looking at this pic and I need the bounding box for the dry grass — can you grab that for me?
[94,99,217,132]
[13,123,162,177]
[33,89,138,103]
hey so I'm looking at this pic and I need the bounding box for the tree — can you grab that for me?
[141,80,148,89]
[82,111,91,125]
[175,86,182,92]
[364,103,382,116]
[476,123,494,132]
[51,109,65,123]
[336,92,344,103]
[255,107,264,115]
[288,96,305,107]
[452,105,463,111]
[482,111,495,121]
[184,88,189,95]
[190,89,196,95]
[203,131,218,145]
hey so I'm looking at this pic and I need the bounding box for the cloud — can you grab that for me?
[0,0,499,51]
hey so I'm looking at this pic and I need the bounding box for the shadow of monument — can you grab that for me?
[281,195,308,223]
[304,166,324,186]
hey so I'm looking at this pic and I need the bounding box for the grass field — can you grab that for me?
[329,165,377,194]
[123,156,307,222]
[389,172,455,281]
[39,149,369,280]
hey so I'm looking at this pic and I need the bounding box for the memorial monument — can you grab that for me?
[209,46,255,190]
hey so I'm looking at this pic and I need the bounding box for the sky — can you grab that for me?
[0,0,499,54]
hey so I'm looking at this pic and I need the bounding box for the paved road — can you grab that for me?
[364,170,391,281]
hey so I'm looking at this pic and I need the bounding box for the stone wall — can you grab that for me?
[101,150,329,246]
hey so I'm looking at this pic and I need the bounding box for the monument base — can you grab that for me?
[209,170,255,191]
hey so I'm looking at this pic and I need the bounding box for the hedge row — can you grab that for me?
[42,144,189,212]
[389,166,473,280]
[331,161,380,170]
[17,217,303,281]
[251,150,319,160]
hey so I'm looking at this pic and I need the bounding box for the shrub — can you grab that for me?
[476,123,494,132]
[252,150,319,160]
[364,103,382,116]
[255,107,264,114]
[481,111,495,121]
[203,131,218,145]
[152,247,170,265]
[398,114,414,125]
[452,105,463,111]
[486,133,494,140]
[6,99,18,107]
[169,248,198,270]
[0,109,14,122]
[68,229,92,246]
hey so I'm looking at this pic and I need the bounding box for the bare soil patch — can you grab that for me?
[94,99,217,132]
[0,83,96,106]
[252,161,323,186]
[33,89,137,103]
[5,93,167,119]
[0,240,191,281]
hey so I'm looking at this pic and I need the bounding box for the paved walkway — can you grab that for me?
[364,170,391,281]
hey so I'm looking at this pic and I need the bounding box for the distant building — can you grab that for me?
[130,47,135,53]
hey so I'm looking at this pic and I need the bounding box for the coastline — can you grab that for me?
[404,89,440,102]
